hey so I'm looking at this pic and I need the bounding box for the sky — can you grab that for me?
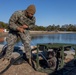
[0,0,76,26]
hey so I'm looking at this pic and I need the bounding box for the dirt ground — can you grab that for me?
[1,62,47,75]
[1,59,76,75]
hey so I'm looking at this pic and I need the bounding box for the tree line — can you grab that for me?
[0,21,76,31]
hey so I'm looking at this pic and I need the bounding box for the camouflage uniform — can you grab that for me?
[4,10,36,60]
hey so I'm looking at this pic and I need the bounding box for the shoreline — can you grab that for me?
[30,31,76,35]
[0,31,76,37]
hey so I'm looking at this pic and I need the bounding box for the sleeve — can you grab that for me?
[8,11,19,31]
[29,17,36,29]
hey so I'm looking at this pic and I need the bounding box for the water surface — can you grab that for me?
[0,33,76,46]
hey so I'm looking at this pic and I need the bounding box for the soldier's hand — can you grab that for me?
[20,25,28,29]
[17,27,24,33]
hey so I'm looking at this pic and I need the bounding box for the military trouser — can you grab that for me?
[4,30,31,60]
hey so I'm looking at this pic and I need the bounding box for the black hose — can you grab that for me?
[0,44,28,74]
[0,54,24,74]
[0,44,7,59]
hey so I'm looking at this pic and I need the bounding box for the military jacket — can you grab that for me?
[8,10,36,31]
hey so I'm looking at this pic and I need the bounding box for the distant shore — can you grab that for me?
[0,31,76,37]
[30,31,76,35]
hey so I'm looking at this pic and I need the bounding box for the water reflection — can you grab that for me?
[0,33,76,46]
[31,33,76,45]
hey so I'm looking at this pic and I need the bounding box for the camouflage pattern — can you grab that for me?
[4,10,36,60]
[8,10,36,31]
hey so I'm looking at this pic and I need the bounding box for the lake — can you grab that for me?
[0,33,76,46]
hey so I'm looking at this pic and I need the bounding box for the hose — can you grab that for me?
[0,53,24,74]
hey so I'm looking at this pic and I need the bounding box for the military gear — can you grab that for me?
[26,5,36,14]
[9,10,36,31]
[4,6,36,60]
[4,30,31,60]
[47,57,57,69]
